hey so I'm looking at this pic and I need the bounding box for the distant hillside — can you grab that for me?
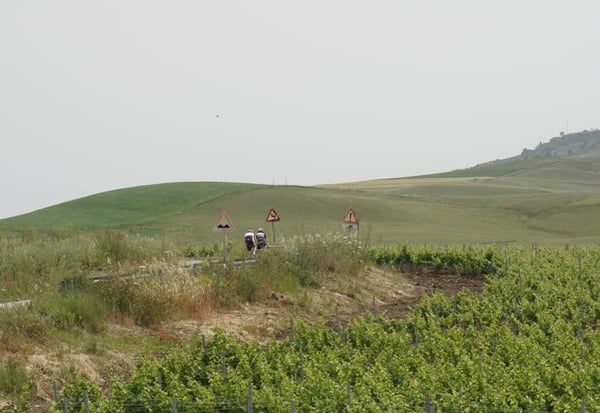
[3,129,600,245]
[0,182,260,231]
[416,129,600,180]
[482,129,600,166]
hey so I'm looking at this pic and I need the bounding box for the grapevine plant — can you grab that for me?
[55,245,600,412]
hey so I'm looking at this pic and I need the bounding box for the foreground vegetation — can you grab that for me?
[0,230,370,410]
[43,244,599,412]
[2,228,600,411]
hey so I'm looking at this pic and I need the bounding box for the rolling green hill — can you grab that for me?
[2,131,600,245]
[0,182,259,231]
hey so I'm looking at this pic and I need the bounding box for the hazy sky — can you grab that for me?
[2,1,599,219]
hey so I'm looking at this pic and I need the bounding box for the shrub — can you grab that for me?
[0,306,51,347]
[98,272,210,327]
[184,243,222,258]
[95,230,133,265]
[34,290,108,334]
[0,358,33,406]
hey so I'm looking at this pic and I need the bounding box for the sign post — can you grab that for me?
[212,210,235,262]
[341,207,359,240]
[265,207,281,244]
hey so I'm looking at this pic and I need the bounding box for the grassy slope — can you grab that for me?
[0,182,259,231]
[3,156,600,245]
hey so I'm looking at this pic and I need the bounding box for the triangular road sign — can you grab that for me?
[213,210,235,232]
[265,207,281,222]
[342,208,359,225]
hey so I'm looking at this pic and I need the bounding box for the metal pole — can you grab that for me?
[271,221,276,244]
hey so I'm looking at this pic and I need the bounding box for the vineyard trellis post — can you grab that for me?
[424,393,435,413]
[347,382,352,407]
[82,391,89,413]
[53,382,59,405]
[247,381,253,413]
[221,349,227,377]
[298,350,304,380]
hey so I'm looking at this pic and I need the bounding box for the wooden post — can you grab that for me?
[221,349,227,377]
[347,382,352,407]
[83,390,90,413]
[299,350,304,380]
[424,393,433,413]
[290,317,295,344]
[247,381,253,413]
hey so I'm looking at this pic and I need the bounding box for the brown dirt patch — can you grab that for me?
[174,266,487,342]
[381,270,486,319]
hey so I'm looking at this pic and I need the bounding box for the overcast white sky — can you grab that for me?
[1,1,599,219]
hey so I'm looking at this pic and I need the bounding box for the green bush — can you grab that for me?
[95,230,134,265]
[0,306,51,345]
[53,373,103,413]
[98,279,170,327]
[97,272,210,327]
[366,244,502,276]
[184,243,222,258]
[34,290,108,334]
[0,358,33,406]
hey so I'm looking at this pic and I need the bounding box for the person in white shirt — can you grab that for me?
[244,229,257,256]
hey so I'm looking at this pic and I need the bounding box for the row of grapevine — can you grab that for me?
[366,244,500,276]
[55,245,600,412]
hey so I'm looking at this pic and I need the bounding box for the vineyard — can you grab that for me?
[54,245,600,412]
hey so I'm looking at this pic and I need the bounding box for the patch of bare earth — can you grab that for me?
[172,266,486,342]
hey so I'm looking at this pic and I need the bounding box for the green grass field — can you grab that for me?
[2,156,600,246]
